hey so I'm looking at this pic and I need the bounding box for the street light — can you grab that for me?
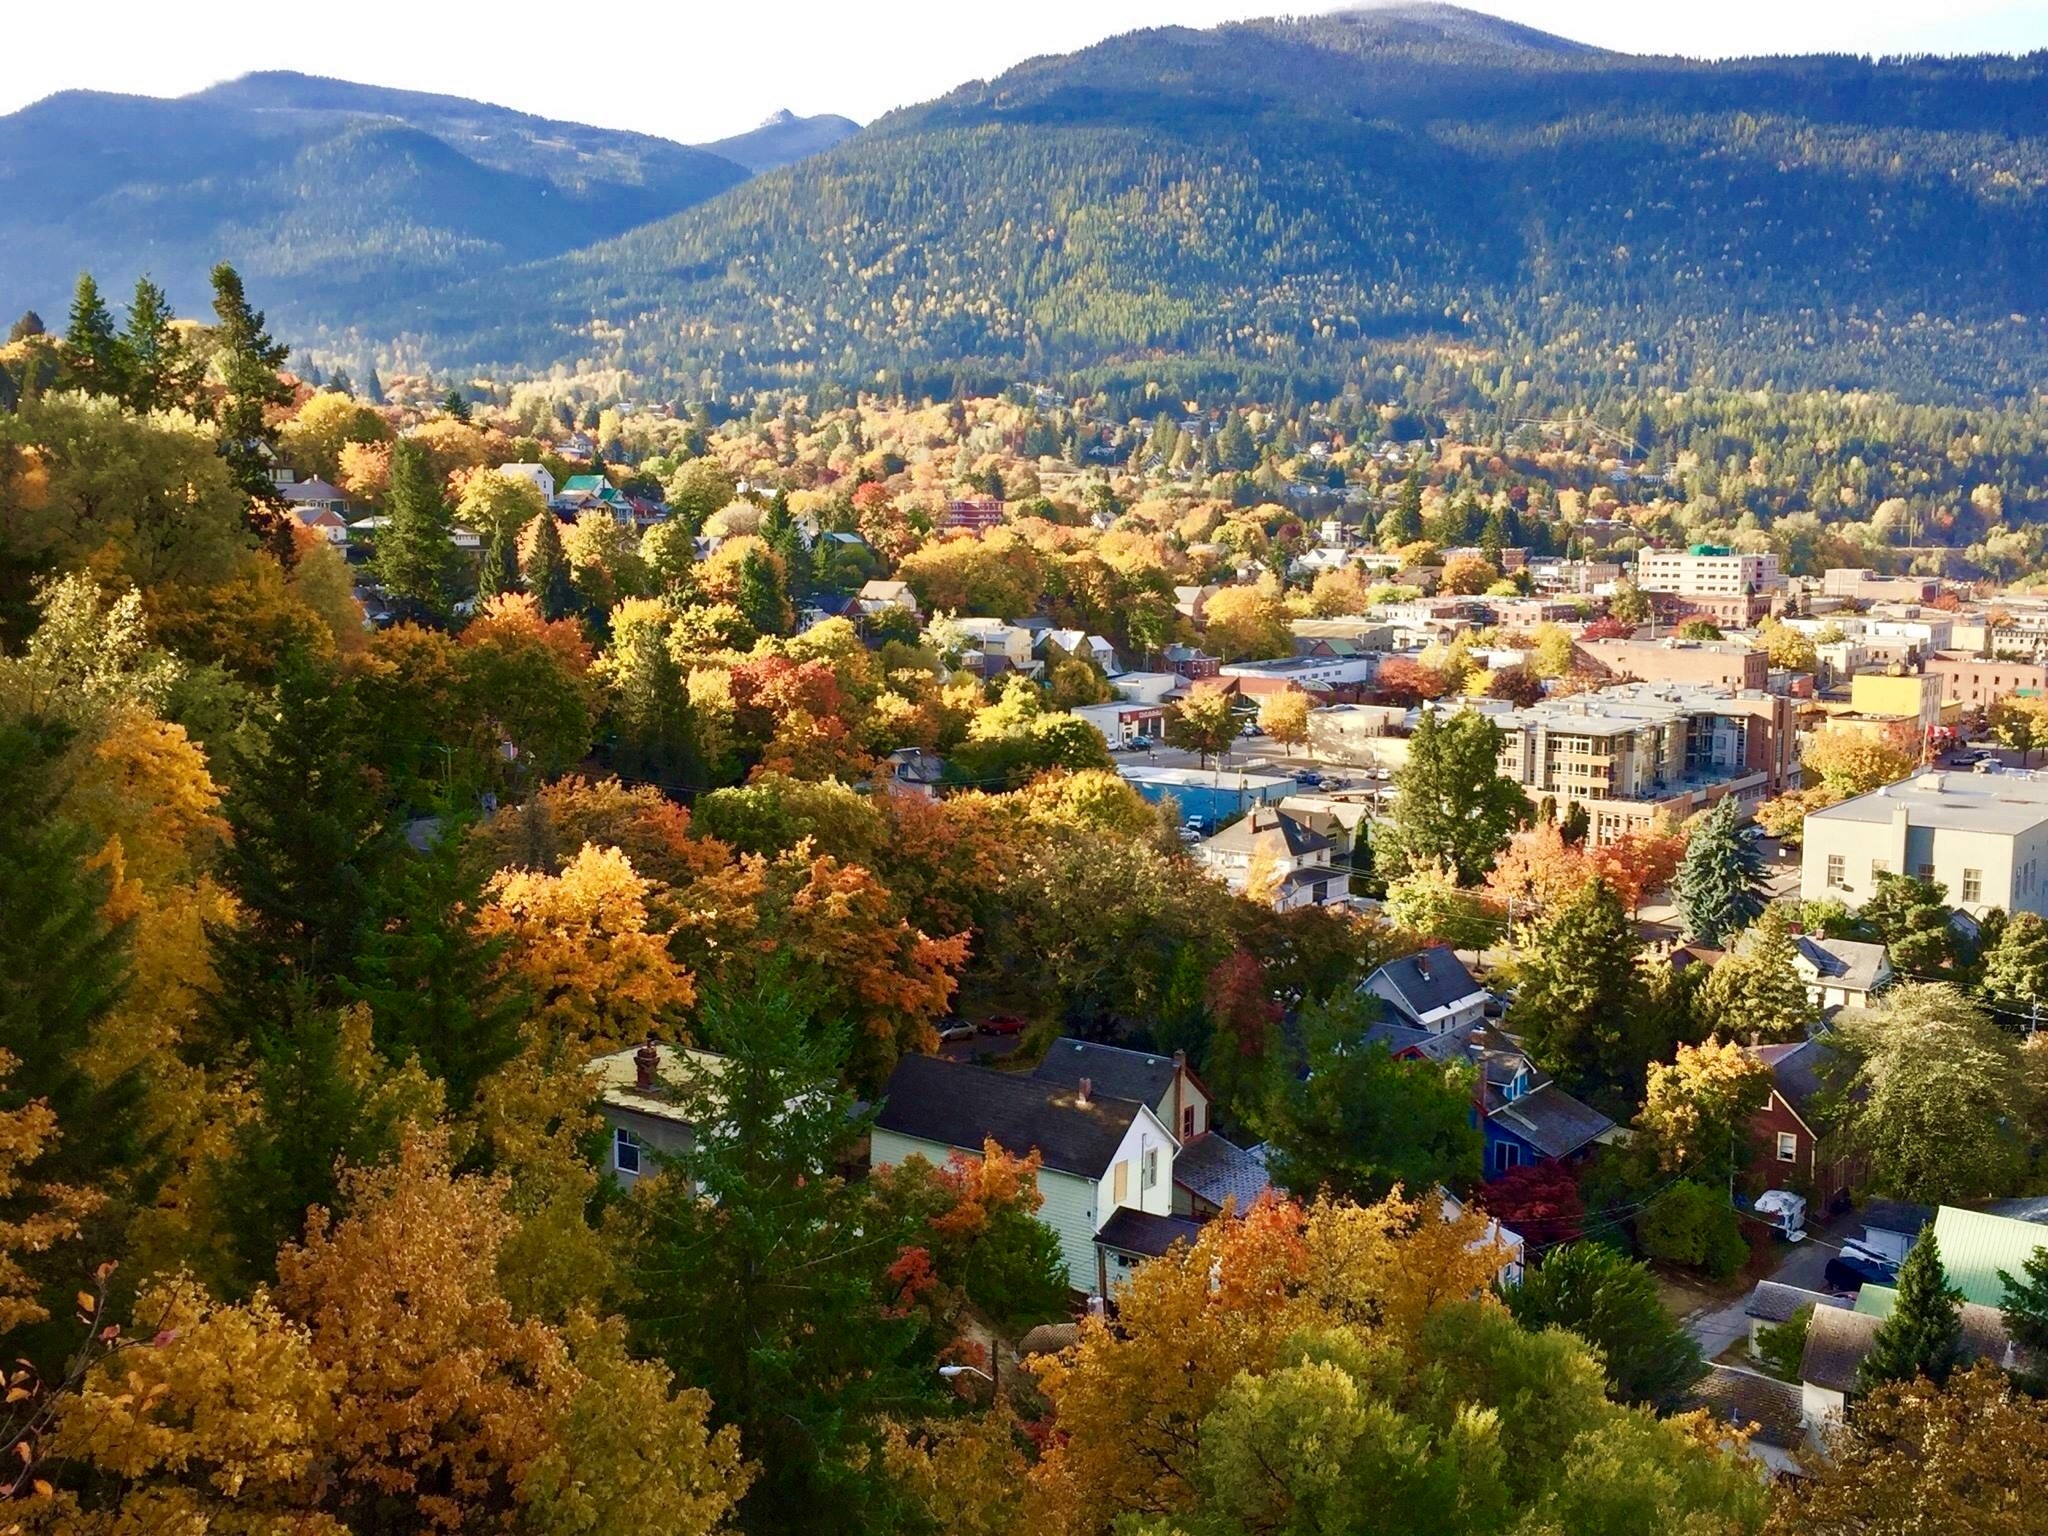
[937,1364,993,1383]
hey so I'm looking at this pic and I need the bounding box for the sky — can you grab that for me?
[6,0,2047,145]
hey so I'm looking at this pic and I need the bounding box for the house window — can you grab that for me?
[1142,1146,1160,1191]
[1826,855,1845,888]
[1963,869,1984,904]
[613,1126,642,1176]
[1870,859,1889,883]
[1113,1160,1129,1204]
[1492,1142,1522,1173]
[1776,1131,1798,1163]
[1915,862,1935,882]
[1182,1104,1197,1139]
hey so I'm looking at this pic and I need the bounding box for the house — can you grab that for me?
[1040,629,1121,675]
[558,474,634,525]
[950,618,1040,679]
[1363,947,1490,1035]
[856,579,921,619]
[277,475,352,521]
[871,1054,1184,1296]
[1190,808,1347,910]
[1854,1200,1934,1265]
[497,462,556,503]
[1798,1291,2017,1429]
[1162,643,1221,681]
[588,1038,733,1188]
[885,747,946,800]
[1031,1039,1269,1218]
[1788,934,1891,1011]
[1915,1205,2048,1308]
[288,504,351,546]
[1368,1016,1617,1178]
[1744,1281,1848,1350]
[1686,1366,1811,1478]
[1744,1038,1857,1209]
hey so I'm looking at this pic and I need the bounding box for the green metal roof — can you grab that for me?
[1932,1206,2048,1308]
[1853,1284,1896,1318]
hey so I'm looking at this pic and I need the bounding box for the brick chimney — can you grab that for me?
[634,1035,660,1091]
[1077,1076,1092,1108]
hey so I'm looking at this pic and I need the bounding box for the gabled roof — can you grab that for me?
[277,476,348,502]
[1492,1082,1614,1160]
[1687,1366,1807,1451]
[1854,1284,2017,1366]
[1032,1038,1182,1109]
[1199,808,1331,861]
[1174,1133,1271,1211]
[1746,1281,1848,1323]
[1799,1305,1881,1394]
[1791,934,1889,993]
[876,1054,1145,1179]
[1094,1208,1203,1259]
[1748,1037,1847,1113]
[1859,1199,1936,1241]
[1366,946,1487,1023]
[559,474,610,494]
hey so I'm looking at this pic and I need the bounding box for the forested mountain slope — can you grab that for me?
[411,3,2048,399]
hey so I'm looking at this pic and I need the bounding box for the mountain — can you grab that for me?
[398,3,2048,400]
[0,73,750,333]
[706,109,862,173]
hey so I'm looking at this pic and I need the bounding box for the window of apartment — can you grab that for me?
[1776,1132,1798,1163]
[613,1126,642,1176]
[1142,1146,1160,1191]
[1826,854,1845,888]
[1963,869,1984,904]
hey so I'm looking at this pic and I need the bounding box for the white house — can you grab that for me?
[497,462,556,503]
[588,1039,734,1189]
[1789,934,1892,1011]
[1362,947,1491,1034]
[1191,808,1347,911]
[871,1054,1194,1297]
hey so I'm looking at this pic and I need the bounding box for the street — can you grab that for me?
[1683,1207,1862,1361]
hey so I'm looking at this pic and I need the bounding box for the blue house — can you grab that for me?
[1367,1016,1616,1179]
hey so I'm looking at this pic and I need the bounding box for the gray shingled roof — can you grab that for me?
[1095,1208,1205,1258]
[1199,808,1332,860]
[1794,935,1889,994]
[1747,1281,1847,1324]
[1749,1037,1848,1112]
[1688,1366,1808,1450]
[1492,1082,1614,1160]
[1367,946,1486,1024]
[1800,1306,1882,1394]
[1032,1038,1180,1109]
[1174,1134,1272,1211]
[876,1055,1142,1178]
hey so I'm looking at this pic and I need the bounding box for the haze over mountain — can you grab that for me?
[7,5,2048,402]
[706,109,863,173]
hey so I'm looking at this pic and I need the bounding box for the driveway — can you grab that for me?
[1682,1208,1861,1359]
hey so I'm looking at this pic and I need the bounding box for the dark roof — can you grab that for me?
[1747,1281,1847,1324]
[1491,1082,1614,1160]
[1094,1208,1204,1259]
[1687,1366,1807,1450]
[876,1055,1143,1178]
[1366,946,1486,1023]
[1859,1199,1936,1240]
[1749,1037,1847,1112]
[1799,1306,1882,1394]
[1174,1134,1272,1211]
[1199,808,1332,860]
[1032,1038,1182,1110]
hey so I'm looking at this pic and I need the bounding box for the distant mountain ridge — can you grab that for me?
[0,72,855,340]
[707,109,862,173]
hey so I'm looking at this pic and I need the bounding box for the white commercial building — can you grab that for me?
[1635,547,1782,596]
[1801,768,2048,918]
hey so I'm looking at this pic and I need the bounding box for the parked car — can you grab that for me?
[978,1014,1027,1037]
[1239,722,1264,737]
[1127,734,1154,751]
[1293,770,1324,787]
[1824,1250,1899,1293]
[936,1019,976,1043]
[1749,1189,1809,1242]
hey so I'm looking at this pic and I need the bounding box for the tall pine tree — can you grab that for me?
[1675,799,1765,945]
[1513,877,1650,1104]
[120,276,201,415]
[372,438,459,625]
[525,515,576,622]
[1859,1230,1964,1390]
[208,263,295,516]
[201,652,396,1058]
[60,272,126,396]
[477,518,520,600]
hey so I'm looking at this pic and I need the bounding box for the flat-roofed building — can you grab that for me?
[1926,651,2048,711]
[1637,546,1783,597]
[1578,636,1768,692]
[1801,768,2048,918]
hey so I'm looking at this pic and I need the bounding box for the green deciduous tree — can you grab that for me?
[1262,992,1483,1204]
[1699,903,1812,1041]
[1834,983,2030,1205]
[1984,911,2048,1007]
[1674,799,1764,945]
[1163,685,1239,769]
[1858,1229,1964,1390]
[1501,1241,1705,1408]
[1379,708,1526,885]
[1858,872,1959,974]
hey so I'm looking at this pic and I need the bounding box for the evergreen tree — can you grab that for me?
[525,514,576,622]
[212,989,400,1292]
[440,386,471,422]
[120,276,201,415]
[1214,412,1258,472]
[2001,1242,2048,1354]
[608,617,701,789]
[734,546,790,635]
[761,493,811,597]
[371,438,459,625]
[1700,902,1812,1040]
[202,653,396,1056]
[625,975,939,1532]
[60,272,126,396]
[343,818,522,1111]
[1674,799,1765,945]
[477,518,520,600]
[1859,1230,1964,1390]
[208,262,294,508]
[1514,877,1648,1102]
[1860,872,1959,973]
[6,311,43,343]
[1379,468,1424,548]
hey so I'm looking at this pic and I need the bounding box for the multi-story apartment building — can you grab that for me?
[1489,684,1796,844]
[1636,546,1783,596]
[1802,768,2048,918]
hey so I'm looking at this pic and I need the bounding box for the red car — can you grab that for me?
[978,1014,1027,1037]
